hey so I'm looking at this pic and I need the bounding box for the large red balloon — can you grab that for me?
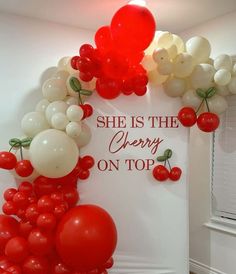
[56,205,117,272]
[110,4,156,52]
[95,26,113,53]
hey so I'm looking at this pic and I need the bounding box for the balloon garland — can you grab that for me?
[0,2,233,274]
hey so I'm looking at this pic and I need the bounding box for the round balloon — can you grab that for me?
[56,205,117,271]
[29,129,79,178]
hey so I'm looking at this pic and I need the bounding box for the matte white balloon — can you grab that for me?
[64,96,78,106]
[51,113,69,130]
[141,55,157,72]
[57,56,70,71]
[214,69,231,86]
[214,54,232,70]
[191,64,215,89]
[182,89,202,109]
[167,44,178,60]
[164,77,186,97]
[29,129,79,178]
[232,63,236,76]
[72,123,92,148]
[186,36,211,64]
[45,101,68,125]
[216,85,230,96]
[66,122,82,138]
[152,48,169,64]
[157,60,173,75]
[228,76,236,94]
[42,78,67,102]
[172,34,185,53]
[173,53,195,78]
[207,95,228,114]
[156,32,173,48]
[53,70,70,82]
[35,99,50,112]
[148,69,168,85]
[66,105,84,122]
[21,112,50,137]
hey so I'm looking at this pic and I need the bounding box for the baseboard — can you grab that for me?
[190,259,226,274]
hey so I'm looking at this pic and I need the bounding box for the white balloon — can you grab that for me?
[232,63,236,76]
[214,54,232,70]
[29,129,79,178]
[66,105,84,122]
[141,55,157,72]
[214,69,231,86]
[207,58,214,65]
[64,96,78,106]
[21,112,50,137]
[157,60,173,75]
[186,36,211,64]
[148,69,168,85]
[172,34,185,53]
[42,78,67,102]
[72,123,91,148]
[164,77,186,97]
[182,89,202,109]
[53,70,70,82]
[57,56,70,71]
[35,99,50,112]
[66,122,82,138]
[51,113,69,130]
[152,48,169,64]
[45,101,68,125]
[191,64,215,89]
[228,76,236,94]
[156,32,173,48]
[166,44,178,60]
[216,85,230,96]
[173,53,195,78]
[207,95,228,114]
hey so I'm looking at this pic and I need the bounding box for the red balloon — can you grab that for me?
[33,176,57,197]
[110,4,156,52]
[56,205,117,271]
[95,26,113,52]
[96,78,122,99]
[51,261,71,274]
[36,213,56,232]
[0,256,12,270]
[28,229,53,256]
[22,256,49,274]
[60,186,79,208]
[6,265,22,274]
[37,196,54,214]
[5,237,28,263]
[25,204,39,224]
[0,215,19,252]
[19,221,33,238]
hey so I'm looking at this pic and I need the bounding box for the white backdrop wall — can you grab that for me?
[180,11,236,274]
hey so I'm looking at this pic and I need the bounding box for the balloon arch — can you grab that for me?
[0,3,234,274]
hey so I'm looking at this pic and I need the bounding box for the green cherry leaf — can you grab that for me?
[21,137,33,147]
[69,77,81,92]
[196,88,206,99]
[206,87,216,98]
[80,89,93,96]
[164,149,172,159]
[157,156,167,162]
[9,138,21,148]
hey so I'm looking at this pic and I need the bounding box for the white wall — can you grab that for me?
[180,11,236,274]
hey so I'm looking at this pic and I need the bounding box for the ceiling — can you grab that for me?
[0,0,236,33]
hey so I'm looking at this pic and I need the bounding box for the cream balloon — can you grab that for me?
[35,99,50,112]
[21,112,50,138]
[152,48,169,64]
[57,56,70,71]
[53,70,70,82]
[228,76,236,94]
[64,96,78,106]
[164,77,186,97]
[190,64,215,89]
[51,113,69,130]
[42,78,67,102]
[141,55,157,72]
[173,53,195,78]
[186,36,211,64]
[72,123,91,148]
[45,101,68,125]
[214,54,232,70]
[166,44,178,60]
[216,85,230,96]
[29,129,79,178]
[144,31,162,55]
[148,69,168,85]
[66,105,84,122]
[157,60,173,75]
[66,122,82,138]
[172,34,185,53]
[232,63,236,76]
[207,95,228,114]
[182,89,202,109]
[156,32,173,48]
[214,69,231,86]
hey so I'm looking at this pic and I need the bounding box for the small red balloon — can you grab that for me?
[22,256,49,274]
[33,176,57,197]
[15,160,34,177]
[36,213,56,232]
[0,256,12,270]
[5,237,29,263]
[96,78,122,100]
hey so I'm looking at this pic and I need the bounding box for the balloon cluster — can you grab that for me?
[144,31,236,132]
[70,4,156,99]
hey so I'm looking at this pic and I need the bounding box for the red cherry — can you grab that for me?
[134,86,147,96]
[0,152,17,170]
[36,213,56,232]
[79,44,94,59]
[15,160,34,177]
[4,189,17,202]
[78,169,90,180]
[81,104,93,119]
[79,156,95,170]
[70,56,80,70]
[169,167,182,181]
[197,112,220,132]
[18,182,33,196]
[37,196,54,213]
[13,192,29,208]
[178,107,197,127]
[2,201,17,215]
[152,165,169,181]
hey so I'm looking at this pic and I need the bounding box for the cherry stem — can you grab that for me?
[205,98,210,112]
[20,146,23,161]
[196,99,205,114]
[167,159,172,170]
[164,159,167,167]
[78,91,83,105]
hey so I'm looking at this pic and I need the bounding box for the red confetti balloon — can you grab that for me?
[110,4,156,52]
[56,205,117,271]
